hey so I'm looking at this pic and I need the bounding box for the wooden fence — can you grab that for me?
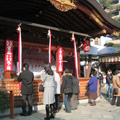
[0,78,99,107]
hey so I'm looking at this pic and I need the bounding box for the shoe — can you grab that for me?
[111,104,115,106]
[90,104,93,106]
[54,110,59,113]
[71,108,77,110]
[20,113,27,116]
[50,115,55,119]
[28,112,32,116]
[90,103,95,106]
[65,110,71,113]
[44,117,50,120]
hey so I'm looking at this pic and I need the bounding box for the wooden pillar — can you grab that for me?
[86,55,92,77]
[4,71,11,79]
[10,90,14,119]
[77,51,80,78]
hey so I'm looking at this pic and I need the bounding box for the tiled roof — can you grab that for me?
[80,46,120,55]
[98,47,120,55]
[80,46,98,55]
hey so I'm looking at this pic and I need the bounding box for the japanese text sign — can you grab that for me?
[5,40,13,71]
[57,47,63,72]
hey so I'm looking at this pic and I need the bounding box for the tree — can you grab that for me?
[98,0,112,10]
[0,91,8,113]
[97,0,120,23]
[104,42,114,47]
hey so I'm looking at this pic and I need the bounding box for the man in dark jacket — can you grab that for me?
[61,68,72,113]
[97,71,103,97]
[70,76,80,110]
[18,63,34,116]
[106,69,113,99]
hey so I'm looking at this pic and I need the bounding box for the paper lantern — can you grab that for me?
[83,40,90,52]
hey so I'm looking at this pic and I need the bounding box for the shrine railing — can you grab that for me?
[0,78,99,108]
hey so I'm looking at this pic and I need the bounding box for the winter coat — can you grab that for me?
[88,76,98,93]
[113,75,120,96]
[106,74,113,85]
[72,76,80,94]
[40,72,55,104]
[53,72,61,94]
[61,75,73,94]
[17,70,34,94]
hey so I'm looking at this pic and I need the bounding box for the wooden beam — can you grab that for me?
[0,39,74,51]
[75,3,114,34]
[0,16,91,37]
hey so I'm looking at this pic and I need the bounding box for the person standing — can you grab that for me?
[111,70,120,106]
[51,65,61,113]
[88,69,98,106]
[106,69,113,99]
[61,68,72,113]
[70,75,80,110]
[97,71,103,97]
[40,63,55,120]
[17,63,34,116]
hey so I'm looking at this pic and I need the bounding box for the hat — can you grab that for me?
[115,70,120,75]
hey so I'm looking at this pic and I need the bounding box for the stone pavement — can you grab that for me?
[1,86,120,120]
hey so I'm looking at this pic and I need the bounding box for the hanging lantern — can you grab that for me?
[83,40,90,52]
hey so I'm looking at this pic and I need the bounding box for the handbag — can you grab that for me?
[39,83,44,92]
[86,84,89,90]
[113,88,118,95]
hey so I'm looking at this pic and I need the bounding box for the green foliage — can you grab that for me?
[107,13,113,17]
[0,91,8,113]
[116,4,120,10]
[104,42,120,47]
[104,42,114,47]
[98,0,112,9]
[113,17,120,23]
[113,44,120,47]
[116,49,120,53]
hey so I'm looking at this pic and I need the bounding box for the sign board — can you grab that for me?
[5,40,13,71]
[57,47,63,72]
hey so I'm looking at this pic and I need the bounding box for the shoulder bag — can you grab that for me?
[113,88,118,95]
[39,83,44,92]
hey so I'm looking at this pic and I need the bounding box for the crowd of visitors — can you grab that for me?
[17,62,120,120]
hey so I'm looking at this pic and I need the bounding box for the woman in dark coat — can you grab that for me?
[40,63,55,120]
[88,69,98,106]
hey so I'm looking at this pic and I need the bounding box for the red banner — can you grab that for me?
[57,47,63,72]
[5,40,13,71]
